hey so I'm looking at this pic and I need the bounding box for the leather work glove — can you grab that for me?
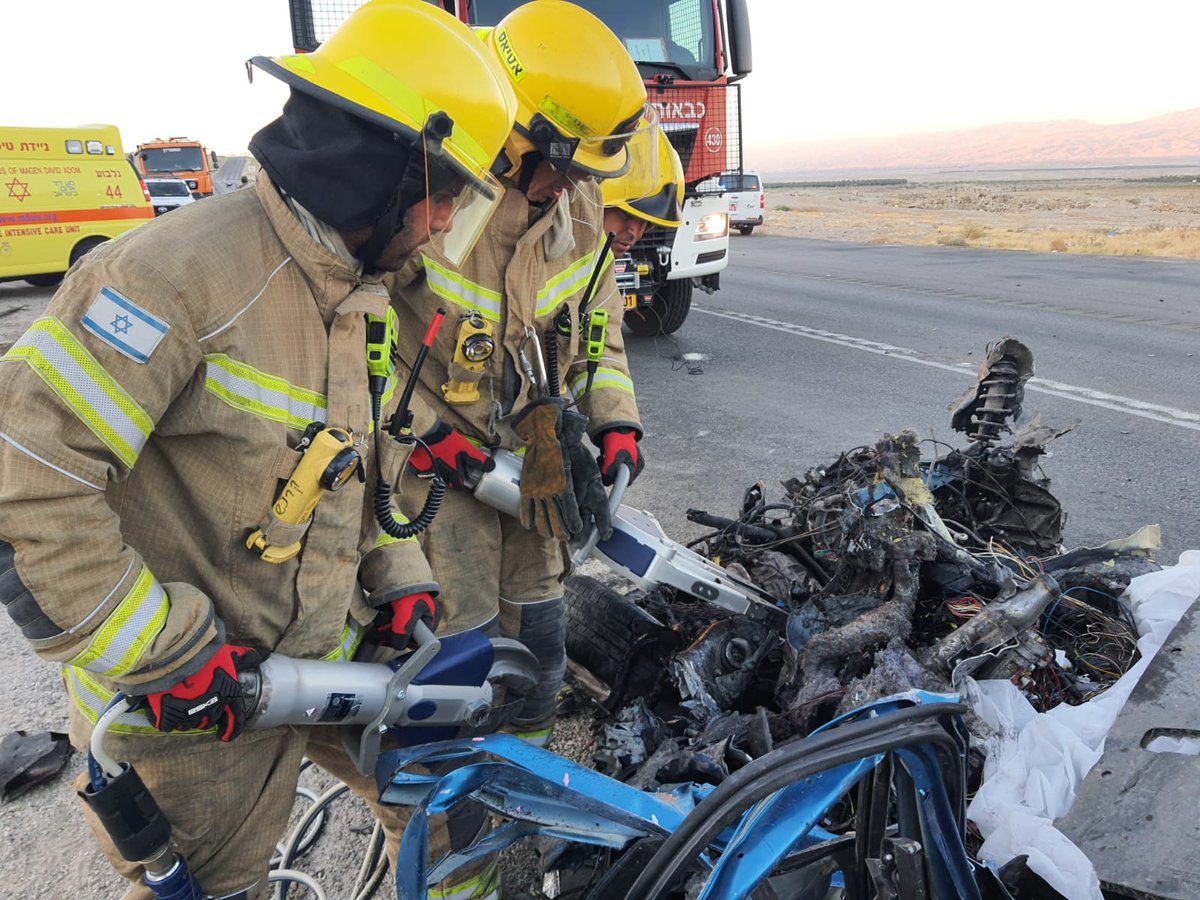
[511,397,582,541]
[135,644,264,742]
[597,427,644,485]
[407,420,494,490]
[369,591,439,651]
[562,409,613,541]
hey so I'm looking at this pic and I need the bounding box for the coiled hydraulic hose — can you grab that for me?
[370,391,445,540]
[369,308,447,540]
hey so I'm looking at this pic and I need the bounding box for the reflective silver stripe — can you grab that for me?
[568,367,635,398]
[421,256,502,322]
[199,257,293,342]
[64,665,190,735]
[69,566,168,677]
[4,318,153,468]
[321,620,364,662]
[205,353,326,429]
[428,857,501,900]
[0,430,104,490]
[535,252,595,318]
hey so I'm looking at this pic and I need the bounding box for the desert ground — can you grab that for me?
[757,177,1200,258]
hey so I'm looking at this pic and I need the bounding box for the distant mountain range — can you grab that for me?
[751,108,1200,177]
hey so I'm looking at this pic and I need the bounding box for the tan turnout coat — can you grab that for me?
[389,179,642,449]
[0,174,434,739]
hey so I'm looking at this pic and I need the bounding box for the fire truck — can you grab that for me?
[133,137,220,198]
[287,0,751,334]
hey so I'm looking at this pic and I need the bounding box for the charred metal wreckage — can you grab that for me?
[545,338,1157,896]
[377,338,1171,900]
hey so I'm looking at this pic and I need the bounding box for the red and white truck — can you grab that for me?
[288,0,752,334]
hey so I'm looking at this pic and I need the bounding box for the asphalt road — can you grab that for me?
[621,235,1200,564]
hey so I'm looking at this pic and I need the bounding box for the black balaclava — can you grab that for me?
[516,150,551,206]
[250,89,451,271]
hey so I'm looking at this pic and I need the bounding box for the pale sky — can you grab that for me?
[6,0,1199,159]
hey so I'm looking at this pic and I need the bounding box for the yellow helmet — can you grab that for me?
[249,0,518,264]
[486,1,654,179]
[601,130,685,229]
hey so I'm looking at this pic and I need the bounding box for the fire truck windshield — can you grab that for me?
[471,0,719,81]
[139,146,206,173]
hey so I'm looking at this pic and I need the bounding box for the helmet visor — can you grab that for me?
[436,178,503,266]
[426,156,505,266]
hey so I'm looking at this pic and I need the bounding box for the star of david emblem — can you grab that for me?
[110,314,133,335]
[5,178,31,203]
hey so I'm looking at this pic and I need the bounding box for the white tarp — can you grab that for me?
[964,549,1200,899]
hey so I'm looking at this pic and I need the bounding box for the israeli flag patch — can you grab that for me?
[81,287,169,364]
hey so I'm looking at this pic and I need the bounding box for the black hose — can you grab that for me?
[686,509,781,543]
[373,473,444,540]
[371,393,444,540]
[543,328,561,398]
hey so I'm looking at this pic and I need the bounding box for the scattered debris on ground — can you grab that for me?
[0,730,71,804]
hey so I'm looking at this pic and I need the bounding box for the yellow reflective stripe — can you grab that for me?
[375,509,417,546]
[65,666,159,734]
[64,665,206,736]
[338,56,434,149]
[420,255,501,322]
[535,252,595,318]
[4,317,153,468]
[320,620,364,662]
[510,725,553,747]
[569,367,635,398]
[69,566,168,677]
[427,857,501,900]
[205,353,326,429]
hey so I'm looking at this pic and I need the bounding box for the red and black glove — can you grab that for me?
[370,592,439,651]
[135,644,264,742]
[407,421,494,490]
[597,427,644,485]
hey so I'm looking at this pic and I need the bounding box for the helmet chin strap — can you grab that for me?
[356,182,408,273]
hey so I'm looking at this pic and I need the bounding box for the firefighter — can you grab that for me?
[0,2,517,898]
[603,129,687,258]
[388,0,656,750]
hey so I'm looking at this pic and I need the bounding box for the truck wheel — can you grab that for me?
[24,274,63,288]
[564,574,663,689]
[624,278,693,336]
[738,225,755,235]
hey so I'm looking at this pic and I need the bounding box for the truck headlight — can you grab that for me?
[696,213,728,241]
[186,179,198,190]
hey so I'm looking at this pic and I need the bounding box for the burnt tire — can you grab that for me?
[624,277,693,336]
[564,574,663,689]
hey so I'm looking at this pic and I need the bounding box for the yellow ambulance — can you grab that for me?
[1,124,154,286]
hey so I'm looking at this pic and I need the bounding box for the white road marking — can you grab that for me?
[695,307,1200,433]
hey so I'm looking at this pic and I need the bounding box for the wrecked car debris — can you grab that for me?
[562,337,1157,869]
